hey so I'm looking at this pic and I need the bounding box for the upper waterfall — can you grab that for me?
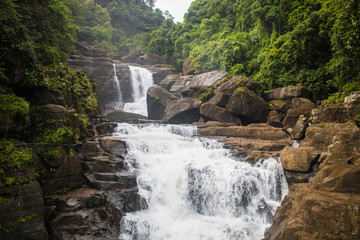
[113,63,123,110]
[123,66,154,116]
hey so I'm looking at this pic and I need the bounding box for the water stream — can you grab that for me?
[113,63,124,110]
[123,66,154,116]
[114,123,288,240]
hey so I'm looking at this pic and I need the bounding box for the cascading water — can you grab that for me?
[114,123,288,240]
[113,63,124,110]
[123,66,154,116]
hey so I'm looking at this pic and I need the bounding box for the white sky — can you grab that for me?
[154,0,194,23]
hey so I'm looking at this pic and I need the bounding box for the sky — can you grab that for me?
[154,0,194,23]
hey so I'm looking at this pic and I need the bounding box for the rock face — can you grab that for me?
[226,87,270,124]
[200,102,241,125]
[182,58,195,75]
[181,71,229,98]
[163,98,202,124]
[147,85,179,120]
[265,120,360,239]
[265,86,313,101]
[280,147,320,172]
[0,181,48,240]
[121,50,167,65]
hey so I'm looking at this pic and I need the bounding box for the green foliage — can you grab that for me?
[0,140,34,190]
[199,88,215,103]
[86,196,102,208]
[146,0,360,100]
[0,94,29,117]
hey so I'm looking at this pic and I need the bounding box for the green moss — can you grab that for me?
[0,94,29,116]
[87,196,102,208]
[235,87,245,93]
[199,88,215,103]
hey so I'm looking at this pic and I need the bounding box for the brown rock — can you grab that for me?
[311,162,360,193]
[147,85,178,120]
[99,137,127,156]
[264,184,360,240]
[209,92,231,107]
[163,98,202,124]
[310,103,355,124]
[269,100,290,115]
[200,103,241,125]
[181,71,229,98]
[265,86,313,101]
[283,106,313,129]
[193,121,236,128]
[290,115,307,140]
[267,110,283,128]
[105,110,147,122]
[201,124,289,141]
[280,147,320,172]
[226,87,270,124]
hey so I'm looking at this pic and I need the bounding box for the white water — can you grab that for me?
[114,123,288,240]
[113,63,124,110]
[123,66,154,116]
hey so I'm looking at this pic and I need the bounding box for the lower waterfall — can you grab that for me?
[114,123,288,240]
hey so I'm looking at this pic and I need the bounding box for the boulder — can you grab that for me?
[283,106,313,129]
[265,86,313,101]
[215,75,260,95]
[105,110,147,122]
[163,98,202,124]
[121,50,167,65]
[264,184,360,240]
[200,103,241,125]
[0,181,48,240]
[193,121,236,129]
[226,87,270,124]
[159,74,194,97]
[40,150,83,194]
[99,137,127,156]
[310,103,355,124]
[182,58,195,75]
[269,100,290,116]
[267,110,283,128]
[280,147,320,172]
[291,97,315,109]
[181,71,229,98]
[290,115,307,140]
[311,162,360,193]
[147,85,179,120]
[208,92,231,107]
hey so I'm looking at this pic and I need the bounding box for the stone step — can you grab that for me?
[81,161,123,173]
[85,173,137,191]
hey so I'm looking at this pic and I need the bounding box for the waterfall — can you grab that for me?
[123,66,154,116]
[114,123,288,240]
[113,63,123,110]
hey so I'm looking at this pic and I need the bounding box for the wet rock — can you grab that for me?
[193,121,236,129]
[200,102,241,125]
[226,88,270,124]
[99,137,127,156]
[265,86,313,101]
[280,147,321,172]
[0,181,48,240]
[147,85,178,120]
[181,71,229,98]
[163,98,202,124]
[105,110,147,122]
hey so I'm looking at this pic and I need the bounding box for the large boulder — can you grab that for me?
[214,75,259,95]
[200,103,241,125]
[105,110,147,122]
[226,87,270,124]
[266,110,283,128]
[147,85,178,120]
[280,147,321,172]
[181,71,229,98]
[159,74,194,97]
[283,106,314,130]
[0,181,48,240]
[265,86,313,101]
[208,92,231,108]
[163,98,202,124]
[264,184,360,240]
